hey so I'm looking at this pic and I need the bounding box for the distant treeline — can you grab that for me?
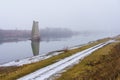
[0,28,78,42]
[40,28,75,38]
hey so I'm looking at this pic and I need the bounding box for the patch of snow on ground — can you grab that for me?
[0,52,63,67]
[18,41,112,80]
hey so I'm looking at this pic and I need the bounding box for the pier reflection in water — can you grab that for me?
[31,41,40,56]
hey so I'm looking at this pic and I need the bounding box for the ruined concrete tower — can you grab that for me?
[31,21,40,41]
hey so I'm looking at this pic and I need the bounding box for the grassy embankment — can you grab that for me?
[0,38,110,80]
[57,37,120,80]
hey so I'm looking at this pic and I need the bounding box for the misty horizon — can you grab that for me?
[0,0,120,32]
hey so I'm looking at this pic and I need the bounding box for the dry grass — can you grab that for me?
[56,41,120,80]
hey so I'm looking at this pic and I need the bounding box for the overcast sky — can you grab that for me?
[0,0,120,31]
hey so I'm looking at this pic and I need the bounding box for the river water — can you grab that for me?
[0,32,119,64]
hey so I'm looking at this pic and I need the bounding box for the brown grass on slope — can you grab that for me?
[57,42,120,80]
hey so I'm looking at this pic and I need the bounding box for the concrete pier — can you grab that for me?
[31,21,40,41]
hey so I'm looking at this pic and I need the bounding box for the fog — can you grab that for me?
[0,0,120,32]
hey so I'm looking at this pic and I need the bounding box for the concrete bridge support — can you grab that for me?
[31,21,40,41]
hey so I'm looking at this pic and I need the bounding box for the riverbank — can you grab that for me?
[0,38,110,80]
[56,36,120,80]
[0,35,119,80]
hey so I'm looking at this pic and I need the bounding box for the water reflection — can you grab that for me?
[31,41,40,56]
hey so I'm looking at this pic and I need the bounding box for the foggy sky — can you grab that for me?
[0,0,120,31]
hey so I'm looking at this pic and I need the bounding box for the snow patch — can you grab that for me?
[18,41,112,80]
[0,52,63,67]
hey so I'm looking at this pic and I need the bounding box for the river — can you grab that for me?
[0,31,119,64]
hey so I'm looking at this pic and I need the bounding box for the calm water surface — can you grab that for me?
[0,32,119,64]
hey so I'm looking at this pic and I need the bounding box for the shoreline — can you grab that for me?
[0,35,119,80]
[0,37,110,67]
